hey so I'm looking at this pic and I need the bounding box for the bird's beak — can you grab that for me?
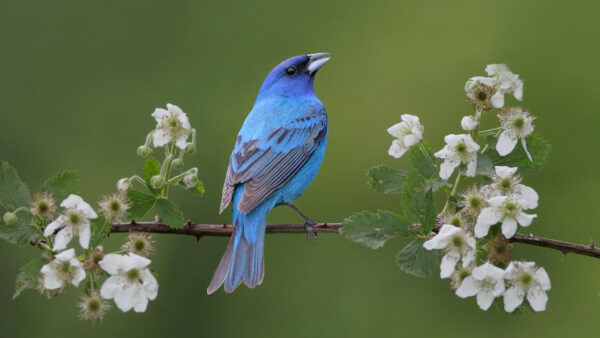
[307,52,331,74]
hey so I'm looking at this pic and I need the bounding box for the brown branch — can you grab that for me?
[110,221,342,238]
[110,221,600,259]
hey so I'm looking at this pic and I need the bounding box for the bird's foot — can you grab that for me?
[286,203,318,242]
[304,218,318,242]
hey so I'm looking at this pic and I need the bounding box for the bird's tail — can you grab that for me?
[207,200,267,294]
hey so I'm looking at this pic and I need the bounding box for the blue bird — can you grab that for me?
[207,53,331,294]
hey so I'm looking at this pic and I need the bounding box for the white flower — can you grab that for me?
[117,178,130,193]
[387,114,424,158]
[152,103,191,149]
[461,115,479,131]
[481,166,539,209]
[503,261,551,312]
[485,64,523,108]
[99,253,158,313]
[497,107,535,160]
[434,134,480,179]
[44,194,98,250]
[474,196,537,238]
[423,224,476,279]
[456,262,506,311]
[40,248,86,290]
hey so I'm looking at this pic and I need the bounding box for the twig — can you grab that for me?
[110,221,600,259]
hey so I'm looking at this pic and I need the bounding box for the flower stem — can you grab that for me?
[161,143,176,198]
[441,173,464,214]
[418,142,439,176]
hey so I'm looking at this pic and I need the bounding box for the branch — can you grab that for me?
[110,221,600,259]
[110,221,342,238]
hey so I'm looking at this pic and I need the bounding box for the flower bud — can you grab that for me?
[137,145,153,158]
[172,158,184,169]
[183,171,199,188]
[461,115,478,131]
[151,175,165,189]
[117,178,131,193]
[184,143,196,155]
[3,212,17,225]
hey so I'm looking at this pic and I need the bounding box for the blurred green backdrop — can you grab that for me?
[1,0,600,337]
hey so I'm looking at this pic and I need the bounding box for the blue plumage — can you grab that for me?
[207,53,330,294]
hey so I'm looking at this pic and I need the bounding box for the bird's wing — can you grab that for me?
[219,110,327,214]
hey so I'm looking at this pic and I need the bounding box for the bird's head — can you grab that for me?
[257,53,330,99]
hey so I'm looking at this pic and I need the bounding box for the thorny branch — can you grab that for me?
[110,221,600,259]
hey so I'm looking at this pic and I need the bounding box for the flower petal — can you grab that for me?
[423,224,459,250]
[439,159,460,180]
[527,285,548,312]
[153,129,170,147]
[78,223,91,249]
[517,184,539,209]
[386,123,404,137]
[456,276,478,298]
[42,269,64,290]
[175,135,189,150]
[496,131,518,156]
[465,156,477,177]
[151,108,169,123]
[403,134,420,147]
[516,212,536,227]
[143,269,159,300]
[501,217,518,238]
[100,275,122,299]
[53,226,73,251]
[99,254,126,275]
[495,166,518,178]
[440,252,460,278]
[503,286,525,312]
[475,208,503,238]
[476,290,496,310]
[388,140,407,158]
[535,267,551,290]
[491,91,505,108]
[44,216,65,236]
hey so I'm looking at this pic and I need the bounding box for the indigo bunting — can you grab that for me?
[207,53,331,294]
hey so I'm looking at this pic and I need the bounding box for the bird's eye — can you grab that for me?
[285,66,297,76]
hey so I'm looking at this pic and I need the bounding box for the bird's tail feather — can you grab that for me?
[206,210,266,294]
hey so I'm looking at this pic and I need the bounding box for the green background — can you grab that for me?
[1,1,599,337]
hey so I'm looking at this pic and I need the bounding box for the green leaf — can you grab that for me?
[90,216,110,249]
[401,170,436,232]
[0,160,30,212]
[457,153,494,177]
[0,217,40,246]
[13,258,46,299]
[127,190,157,219]
[367,165,408,194]
[152,198,185,228]
[41,170,81,201]
[395,239,438,278]
[341,210,410,249]
[143,157,162,195]
[410,142,436,178]
[485,134,551,175]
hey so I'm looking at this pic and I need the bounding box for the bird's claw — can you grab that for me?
[304,219,318,242]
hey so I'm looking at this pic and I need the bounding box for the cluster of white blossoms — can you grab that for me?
[119,103,201,194]
[386,64,550,312]
[40,191,158,319]
[423,164,548,312]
